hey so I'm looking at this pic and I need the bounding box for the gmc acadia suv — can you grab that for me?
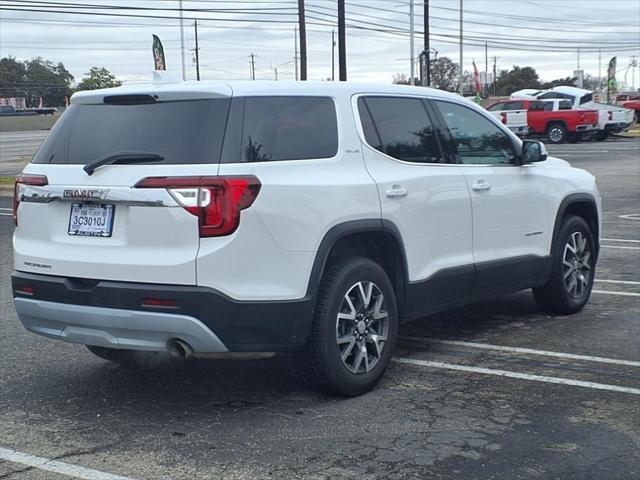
[12,81,601,396]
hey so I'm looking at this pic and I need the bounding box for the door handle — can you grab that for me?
[471,181,491,191]
[385,185,408,198]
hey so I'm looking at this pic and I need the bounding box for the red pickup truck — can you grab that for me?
[486,99,599,143]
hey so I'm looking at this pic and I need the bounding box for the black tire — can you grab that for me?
[301,257,398,397]
[86,345,165,366]
[533,215,596,314]
[546,123,566,144]
[594,130,608,141]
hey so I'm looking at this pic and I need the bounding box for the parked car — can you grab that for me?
[0,105,37,117]
[12,81,601,396]
[515,86,635,141]
[487,98,598,143]
[485,100,529,136]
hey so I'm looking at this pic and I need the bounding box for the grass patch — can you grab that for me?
[0,175,16,185]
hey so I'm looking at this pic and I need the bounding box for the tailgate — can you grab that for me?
[14,164,208,284]
[13,91,232,285]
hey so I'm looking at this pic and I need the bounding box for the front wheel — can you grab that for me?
[594,130,608,141]
[301,257,398,397]
[533,215,596,314]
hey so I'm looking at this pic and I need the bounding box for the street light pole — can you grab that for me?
[179,0,186,81]
[194,20,200,81]
[298,0,307,81]
[409,0,415,86]
[459,0,463,94]
[424,0,430,86]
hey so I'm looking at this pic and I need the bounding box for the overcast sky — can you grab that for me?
[1,0,639,88]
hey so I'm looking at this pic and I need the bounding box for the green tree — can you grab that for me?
[430,56,459,92]
[495,66,541,96]
[24,57,74,107]
[0,56,27,98]
[77,67,122,91]
[541,76,577,89]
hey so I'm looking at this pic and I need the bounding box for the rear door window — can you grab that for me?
[33,99,231,165]
[358,96,444,163]
[236,96,338,162]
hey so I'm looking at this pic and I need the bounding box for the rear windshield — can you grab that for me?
[33,99,231,164]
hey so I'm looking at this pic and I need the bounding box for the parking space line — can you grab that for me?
[602,238,640,243]
[399,337,640,367]
[601,245,640,250]
[595,279,640,286]
[393,358,640,395]
[0,447,135,480]
[0,213,13,217]
[593,289,640,297]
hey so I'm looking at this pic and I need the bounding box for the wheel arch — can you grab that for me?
[306,219,410,317]
[551,193,600,257]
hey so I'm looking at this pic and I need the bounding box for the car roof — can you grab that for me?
[71,79,464,105]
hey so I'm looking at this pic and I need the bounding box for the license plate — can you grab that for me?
[68,203,115,237]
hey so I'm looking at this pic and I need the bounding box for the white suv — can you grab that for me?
[12,81,601,396]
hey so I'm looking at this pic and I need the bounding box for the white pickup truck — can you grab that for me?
[485,100,528,136]
[514,86,635,141]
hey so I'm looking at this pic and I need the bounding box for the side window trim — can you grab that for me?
[356,94,450,165]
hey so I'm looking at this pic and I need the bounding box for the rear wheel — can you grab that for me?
[302,257,398,397]
[546,124,566,144]
[594,130,608,141]
[533,215,596,314]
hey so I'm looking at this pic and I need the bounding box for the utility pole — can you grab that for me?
[193,20,200,81]
[493,56,497,96]
[179,0,186,80]
[331,29,336,81]
[338,0,347,81]
[298,0,307,81]
[294,27,299,81]
[598,49,602,91]
[424,0,430,86]
[485,41,488,94]
[409,0,415,85]
[577,47,580,71]
[459,0,463,94]
[250,53,256,81]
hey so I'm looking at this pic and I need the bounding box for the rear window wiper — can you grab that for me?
[84,151,164,176]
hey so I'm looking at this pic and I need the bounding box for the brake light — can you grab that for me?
[134,176,261,237]
[608,111,613,121]
[13,174,48,226]
[500,112,507,124]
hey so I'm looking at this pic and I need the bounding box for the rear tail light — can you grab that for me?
[500,112,507,124]
[15,285,34,296]
[608,111,613,121]
[134,176,261,237]
[13,174,48,226]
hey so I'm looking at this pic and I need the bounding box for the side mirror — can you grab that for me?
[521,140,548,164]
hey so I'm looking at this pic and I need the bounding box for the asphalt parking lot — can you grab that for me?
[0,136,638,479]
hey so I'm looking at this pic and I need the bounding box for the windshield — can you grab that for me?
[33,99,231,165]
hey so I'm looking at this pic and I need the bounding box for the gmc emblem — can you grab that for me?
[63,189,107,200]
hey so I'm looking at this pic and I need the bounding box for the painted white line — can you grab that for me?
[393,358,640,395]
[593,289,640,297]
[619,213,640,221]
[0,213,13,216]
[0,447,135,480]
[399,337,640,367]
[601,245,640,250]
[595,279,640,286]
[602,238,640,243]
[0,207,13,211]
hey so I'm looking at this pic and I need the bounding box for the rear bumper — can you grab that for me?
[12,271,313,352]
[605,121,634,133]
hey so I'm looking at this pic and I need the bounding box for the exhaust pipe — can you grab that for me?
[168,339,193,359]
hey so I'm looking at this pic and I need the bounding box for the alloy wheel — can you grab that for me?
[562,231,592,299]
[335,281,389,374]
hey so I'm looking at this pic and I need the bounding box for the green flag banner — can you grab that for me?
[607,56,617,103]
[152,35,166,71]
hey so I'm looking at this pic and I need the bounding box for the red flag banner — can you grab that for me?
[472,61,481,94]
